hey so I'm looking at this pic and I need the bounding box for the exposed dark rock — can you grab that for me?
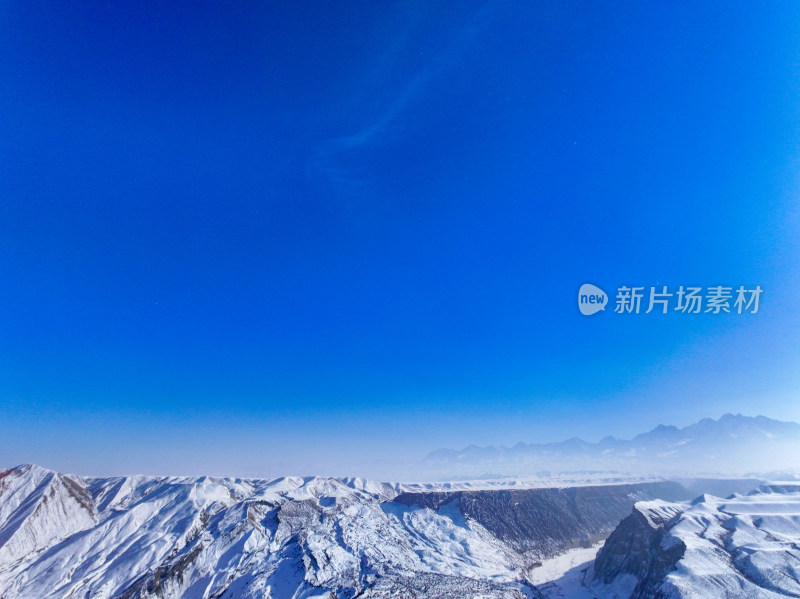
[393,481,691,559]
[592,501,686,599]
[358,572,536,598]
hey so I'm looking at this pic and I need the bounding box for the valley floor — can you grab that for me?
[530,543,603,599]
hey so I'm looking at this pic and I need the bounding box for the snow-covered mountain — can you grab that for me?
[0,464,690,599]
[424,414,800,479]
[590,483,800,598]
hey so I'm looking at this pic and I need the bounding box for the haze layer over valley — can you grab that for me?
[422,414,800,481]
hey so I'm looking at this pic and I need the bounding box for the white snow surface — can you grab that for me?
[529,543,602,598]
[592,483,800,598]
[6,462,793,599]
[0,464,548,599]
[393,472,665,492]
[661,484,800,598]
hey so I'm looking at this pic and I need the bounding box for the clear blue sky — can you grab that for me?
[2,1,800,477]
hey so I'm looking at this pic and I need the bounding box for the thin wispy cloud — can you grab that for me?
[307,1,503,196]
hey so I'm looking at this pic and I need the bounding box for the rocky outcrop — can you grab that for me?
[591,486,800,598]
[394,481,690,560]
[590,500,686,598]
[360,572,535,599]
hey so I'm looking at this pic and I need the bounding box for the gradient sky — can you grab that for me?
[2,1,800,478]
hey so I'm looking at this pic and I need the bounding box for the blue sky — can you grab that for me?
[2,1,800,477]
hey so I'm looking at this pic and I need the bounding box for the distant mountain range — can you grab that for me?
[423,414,800,479]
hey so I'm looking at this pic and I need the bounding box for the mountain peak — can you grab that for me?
[719,412,745,421]
[0,463,55,481]
[15,463,53,474]
[651,424,680,433]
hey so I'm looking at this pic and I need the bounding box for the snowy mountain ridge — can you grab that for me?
[424,414,800,479]
[590,483,800,598]
[0,463,691,599]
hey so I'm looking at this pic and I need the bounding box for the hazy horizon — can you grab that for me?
[4,411,799,481]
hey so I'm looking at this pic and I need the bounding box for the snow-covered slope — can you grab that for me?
[0,465,689,599]
[0,464,96,566]
[424,414,800,479]
[590,484,800,598]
